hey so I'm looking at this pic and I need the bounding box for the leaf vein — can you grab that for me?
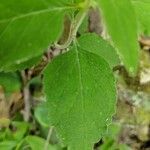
[0,6,73,24]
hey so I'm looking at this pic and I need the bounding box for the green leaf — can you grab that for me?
[119,144,132,150]
[0,130,6,141]
[78,15,88,34]
[35,102,51,128]
[0,72,21,94]
[106,123,121,139]
[23,136,57,150]
[6,121,29,141]
[100,138,115,150]
[43,45,116,149]
[3,55,41,72]
[0,141,17,150]
[77,33,120,68]
[0,0,75,71]
[97,0,139,75]
[132,0,150,35]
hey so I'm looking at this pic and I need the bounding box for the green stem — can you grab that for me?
[55,1,91,50]
[44,126,54,150]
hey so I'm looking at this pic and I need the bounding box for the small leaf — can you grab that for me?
[97,0,139,75]
[6,121,29,141]
[0,72,21,94]
[23,136,57,150]
[44,45,116,149]
[119,144,132,150]
[78,33,120,68]
[0,0,75,71]
[35,102,50,128]
[78,15,89,34]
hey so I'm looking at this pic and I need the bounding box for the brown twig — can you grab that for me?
[20,45,63,122]
[28,46,63,78]
[21,71,31,122]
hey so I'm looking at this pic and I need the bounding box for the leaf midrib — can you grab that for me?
[74,45,87,147]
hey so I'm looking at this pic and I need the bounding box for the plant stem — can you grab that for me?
[23,84,30,122]
[44,126,54,150]
[28,0,96,78]
[55,3,89,50]
[21,71,31,122]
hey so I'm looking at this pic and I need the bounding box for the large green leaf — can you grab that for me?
[97,0,139,75]
[132,0,150,35]
[0,0,75,71]
[77,33,120,68]
[43,45,116,149]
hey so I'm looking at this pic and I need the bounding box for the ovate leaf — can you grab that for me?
[78,33,120,68]
[0,0,74,71]
[97,0,139,75]
[44,45,116,149]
